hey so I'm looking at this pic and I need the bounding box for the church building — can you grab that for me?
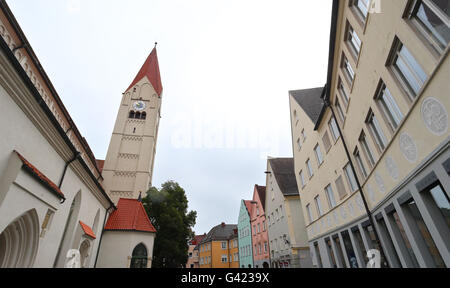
[0,1,161,268]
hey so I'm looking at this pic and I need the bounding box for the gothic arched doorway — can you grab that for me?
[130,243,148,268]
[0,209,39,268]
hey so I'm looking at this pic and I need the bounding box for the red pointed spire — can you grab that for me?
[125,45,163,96]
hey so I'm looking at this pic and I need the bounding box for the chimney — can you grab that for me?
[221,222,226,227]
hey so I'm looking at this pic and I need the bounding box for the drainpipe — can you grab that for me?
[323,97,386,267]
[93,205,115,268]
[58,151,81,190]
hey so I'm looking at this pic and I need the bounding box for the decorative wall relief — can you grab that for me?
[422,97,448,136]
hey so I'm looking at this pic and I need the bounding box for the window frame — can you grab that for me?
[366,109,388,153]
[325,184,337,209]
[375,80,405,133]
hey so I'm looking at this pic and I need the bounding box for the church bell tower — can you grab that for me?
[102,46,163,204]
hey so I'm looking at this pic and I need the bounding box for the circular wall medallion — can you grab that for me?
[422,97,448,136]
[375,172,386,194]
[386,156,399,181]
[399,133,418,163]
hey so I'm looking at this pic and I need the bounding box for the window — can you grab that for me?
[130,243,148,268]
[129,111,136,119]
[333,236,348,268]
[344,163,358,192]
[335,99,346,124]
[302,129,307,142]
[338,78,350,107]
[352,0,370,21]
[376,82,404,131]
[263,221,266,231]
[359,131,376,168]
[427,183,450,228]
[329,117,341,142]
[387,210,420,267]
[352,227,369,264]
[253,225,256,236]
[363,224,390,268]
[258,223,261,233]
[297,138,302,151]
[406,0,450,54]
[299,170,306,188]
[315,195,324,217]
[322,131,332,152]
[221,242,227,250]
[293,110,299,124]
[325,185,337,209]
[388,39,427,98]
[315,144,324,166]
[326,238,338,268]
[307,159,314,178]
[366,110,388,152]
[141,112,147,120]
[221,255,228,263]
[354,148,368,179]
[342,53,355,84]
[306,204,313,223]
[346,21,362,56]
[335,176,348,200]
[402,197,446,267]
[264,242,268,253]
[341,230,359,268]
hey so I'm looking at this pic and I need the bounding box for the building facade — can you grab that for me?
[290,0,450,268]
[198,223,239,268]
[186,234,206,268]
[238,200,254,268]
[265,158,313,268]
[250,185,271,268]
[0,1,160,268]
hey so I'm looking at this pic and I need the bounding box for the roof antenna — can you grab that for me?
[154,42,158,48]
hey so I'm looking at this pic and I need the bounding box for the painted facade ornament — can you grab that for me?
[367,184,376,203]
[422,97,448,136]
[375,172,386,194]
[333,211,339,225]
[348,201,355,217]
[356,194,365,211]
[385,156,399,181]
[399,133,418,163]
[340,206,347,220]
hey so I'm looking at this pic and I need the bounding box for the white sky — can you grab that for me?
[7,0,332,235]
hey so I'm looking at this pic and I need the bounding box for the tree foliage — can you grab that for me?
[142,181,197,268]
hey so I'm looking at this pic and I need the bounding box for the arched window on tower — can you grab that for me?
[141,112,147,120]
[130,243,148,268]
[135,112,141,120]
[129,111,135,119]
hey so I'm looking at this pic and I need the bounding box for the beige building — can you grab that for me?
[264,158,312,268]
[0,1,160,268]
[290,0,449,268]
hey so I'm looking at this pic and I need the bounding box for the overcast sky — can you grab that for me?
[8,0,332,235]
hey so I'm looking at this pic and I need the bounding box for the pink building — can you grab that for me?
[186,234,206,268]
[250,185,270,268]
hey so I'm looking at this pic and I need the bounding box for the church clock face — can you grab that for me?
[133,101,146,111]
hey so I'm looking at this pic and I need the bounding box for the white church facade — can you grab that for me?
[0,1,160,268]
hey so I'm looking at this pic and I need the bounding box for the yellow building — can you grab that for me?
[290,0,449,268]
[198,223,240,268]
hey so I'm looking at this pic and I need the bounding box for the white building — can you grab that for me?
[0,2,159,268]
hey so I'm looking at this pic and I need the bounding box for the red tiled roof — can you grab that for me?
[104,198,156,233]
[14,151,65,200]
[125,47,163,96]
[79,221,96,239]
[96,159,105,174]
[191,234,206,245]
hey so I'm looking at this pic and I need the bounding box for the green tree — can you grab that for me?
[142,181,197,268]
